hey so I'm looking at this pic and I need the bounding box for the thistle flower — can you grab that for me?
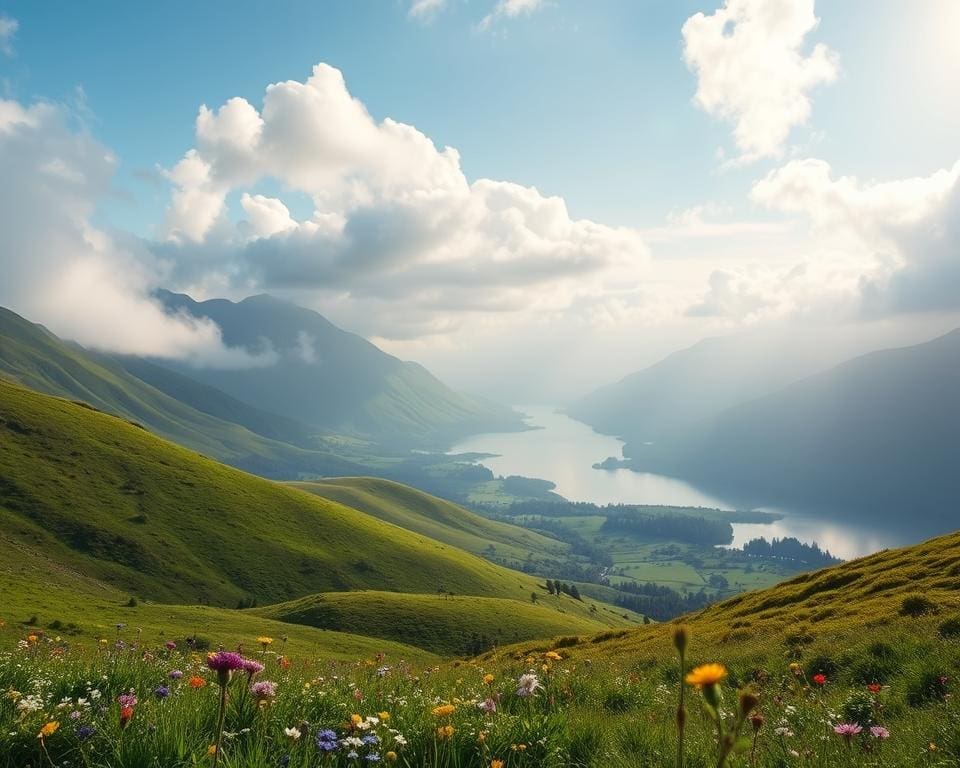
[242,658,265,679]
[164,641,177,651]
[250,680,277,703]
[169,669,183,680]
[834,723,863,740]
[117,693,138,708]
[516,673,543,697]
[477,697,497,713]
[870,726,891,740]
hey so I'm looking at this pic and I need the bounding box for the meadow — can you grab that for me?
[2,616,958,768]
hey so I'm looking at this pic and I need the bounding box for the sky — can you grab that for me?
[1,0,959,401]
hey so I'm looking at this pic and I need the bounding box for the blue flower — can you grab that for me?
[365,754,381,762]
[316,729,339,752]
[154,685,170,699]
[362,733,380,746]
[76,725,96,741]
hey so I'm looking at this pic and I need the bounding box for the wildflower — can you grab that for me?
[436,725,455,740]
[278,656,291,670]
[284,727,301,741]
[545,651,563,661]
[365,754,381,763]
[250,680,277,703]
[188,675,206,688]
[207,651,246,685]
[27,634,39,644]
[477,698,497,714]
[834,723,863,740]
[516,673,543,697]
[118,693,138,708]
[788,662,801,675]
[155,685,170,700]
[316,728,339,752]
[38,721,59,739]
[378,711,390,721]
[169,669,184,680]
[811,673,827,686]
[385,752,397,762]
[432,703,456,717]
[242,658,265,677]
[491,761,504,768]
[483,673,495,685]
[257,636,273,647]
[672,625,690,655]
[867,683,882,694]
[120,706,135,728]
[870,726,890,740]
[164,640,177,651]
[76,725,96,741]
[685,664,728,688]
[207,745,217,757]
[363,734,380,746]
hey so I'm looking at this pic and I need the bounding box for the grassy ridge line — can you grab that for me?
[253,590,609,657]
[0,380,641,631]
[0,534,436,661]
[488,528,960,667]
[290,477,570,565]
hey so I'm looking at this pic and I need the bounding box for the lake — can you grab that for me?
[450,405,906,560]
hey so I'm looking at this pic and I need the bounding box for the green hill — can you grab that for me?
[0,306,358,477]
[290,477,570,569]
[253,590,608,656]
[0,380,641,647]
[154,291,523,446]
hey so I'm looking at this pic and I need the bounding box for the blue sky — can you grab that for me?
[1,1,959,399]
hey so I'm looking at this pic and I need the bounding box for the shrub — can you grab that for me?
[842,690,877,727]
[906,668,950,707]
[938,616,960,639]
[899,594,939,617]
[805,654,838,679]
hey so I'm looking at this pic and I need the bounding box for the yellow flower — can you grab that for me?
[436,724,455,740]
[38,721,59,739]
[545,651,562,661]
[685,663,728,688]
[378,711,390,721]
[257,636,273,646]
[350,713,363,726]
[789,662,801,675]
[385,752,398,763]
[491,761,504,768]
[431,703,456,717]
[482,673,495,685]
[27,634,38,644]
[207,745,217,756]
[5,689,21,701]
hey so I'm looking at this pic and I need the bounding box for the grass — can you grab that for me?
[252,590,609,657]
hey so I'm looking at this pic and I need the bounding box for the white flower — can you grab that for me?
[516,673,543,697]
[284,727,301,740]
[393,734,408,746]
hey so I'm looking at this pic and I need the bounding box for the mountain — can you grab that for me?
[0,305,358,477]
[568,329,862,444]
[0,379,640,645]
[154,290,522,445]
[631,329,960,528]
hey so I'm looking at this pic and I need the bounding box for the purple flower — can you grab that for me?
[164,641,177,651]
[76,725,96,741]
[315,728,339,752]
[168,669,183,680]
[242,658,265,677]
[250,680,277,701]
[117,693,138,708]
[477,697,497,714]
[365,755,381,763]
[206,651,247,672]
[154,686,170,700]
[870,726,890,740]
[516,673,543,697]
[834,723,863,739]
[362,733,379,746]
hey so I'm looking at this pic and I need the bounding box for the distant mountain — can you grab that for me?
[155,290,522,446]
[0,305,358,477]
[632,329,960,528]
[568,330,860,444]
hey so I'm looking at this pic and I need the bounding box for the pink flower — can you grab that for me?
[834,723,862,739]
[250,680,277,702]
[870,726,890,740]
[477,698,497,714]
[242,659,265,678]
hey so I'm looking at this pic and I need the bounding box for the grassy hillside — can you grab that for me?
[291,477,570,568]
[253,590,608,656]
[0,306,358,477]
[0,534,435,661]
[0,380,640,632]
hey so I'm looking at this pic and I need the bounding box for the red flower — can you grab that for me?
[867,683,882,694]
[812,673,827,686]
[119,706,134,729]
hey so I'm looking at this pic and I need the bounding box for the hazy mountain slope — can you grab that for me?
[569,330,868,444]
[634,329,960,527]
[290,477,570,567]
[253,590,608,656]
[155,291,522,445]
[0,306,357,477]
[0,380,637,631]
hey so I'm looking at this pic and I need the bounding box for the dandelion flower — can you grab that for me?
[685,663,727,688]
[483,674,495,685]
[545,651,563,661]
[432,703,456,717]
[38,721,59,739]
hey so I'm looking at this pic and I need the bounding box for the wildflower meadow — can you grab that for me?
[2,621,959,767]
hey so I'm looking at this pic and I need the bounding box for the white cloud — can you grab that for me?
[682,0,839,162]
[479,0,546,30]
[0,15,18,57]
[409,0,448,20]
[0,98,274,367]
[161,63,649,340]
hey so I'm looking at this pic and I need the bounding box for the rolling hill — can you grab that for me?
[154,291,523,446]
[631,329,960,528]
[0,379,641,651]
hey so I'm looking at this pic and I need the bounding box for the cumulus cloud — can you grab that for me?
[479,0,546,30]
[0,14,17,56]
[712,157,960,320]
[409,0,447,20]
[682,0,839,162]
[161,63,648,339]
[0,98,274,367]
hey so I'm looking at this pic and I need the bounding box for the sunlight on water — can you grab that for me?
[450,405,904,560]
